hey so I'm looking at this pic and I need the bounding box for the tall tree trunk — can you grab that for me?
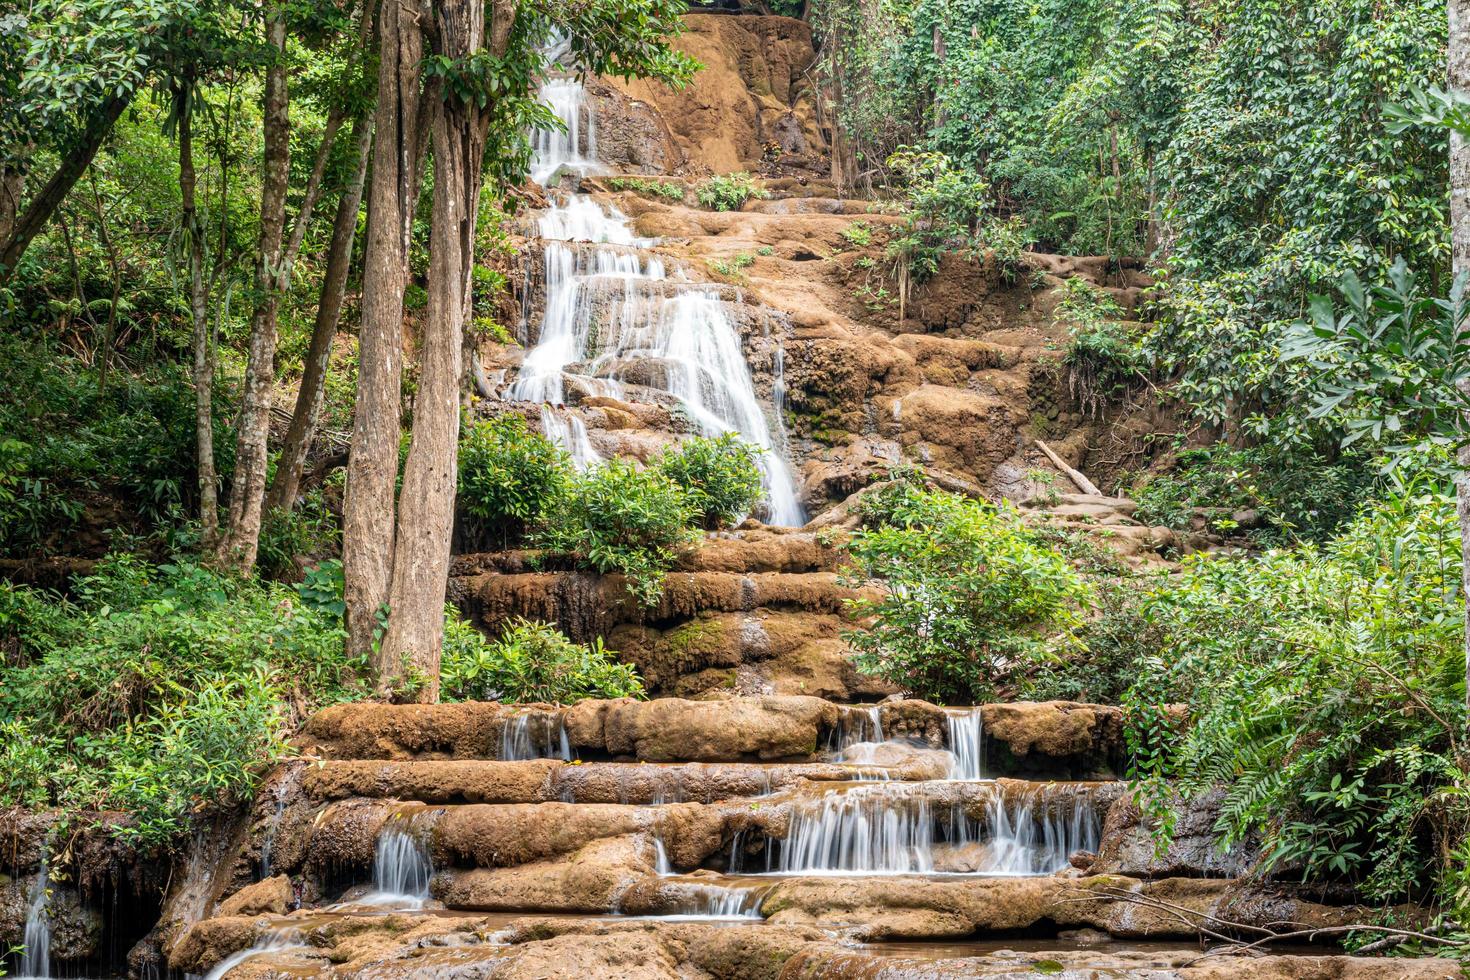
[345,0,427,662]
[0,91,131,280]
[1451,0,1470,715]
[179,80,219,544]
[0,163,22,254]
[375,0,507,700]
[217,5,291,573]
[267,112,374,513]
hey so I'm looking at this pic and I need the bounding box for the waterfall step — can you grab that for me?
[299,696,1124,779]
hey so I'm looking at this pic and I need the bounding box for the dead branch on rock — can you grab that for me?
[1059,884,1465,964]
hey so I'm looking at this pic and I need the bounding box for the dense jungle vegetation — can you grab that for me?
[2,0,1470,957]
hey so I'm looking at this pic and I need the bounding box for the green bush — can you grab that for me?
[842,474,1089,703]
[1132,445,1374,544]
[656,434,765,530]
[441,615,643,704]
[1125,489,1468,912]
[258,489,339,581]
[696,172,769,211]
[0,335,229,555]
[459,414,574,546]
[0,556,365,844]
[536,458,699,605]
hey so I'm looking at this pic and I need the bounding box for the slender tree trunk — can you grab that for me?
[375,0,507,700]
[179,82,219,544]
[0,92,131,280]
[217,5,291,573]
[1451,0,1470,715]
[89,168,122,393]
[345,0,427,662]
[267,112,374,513]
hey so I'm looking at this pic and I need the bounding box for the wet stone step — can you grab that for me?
[298,696,1124,778]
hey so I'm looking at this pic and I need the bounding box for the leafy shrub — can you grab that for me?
[258,489,339,581]
[441,615,643,704]
[1021,579,1163,704]
[656,434,765,529]
[842,473,1089,703]
[1132,445,1374,544]
[1125,489,1469,910]
[0,556,365,844]
[459,414,573,546]
[882,148,995,305]
[0,336,229,555]
[696,172,769,211]
[1055,277,1143,418]
[977,214,1033,284]
[536,458,699,605]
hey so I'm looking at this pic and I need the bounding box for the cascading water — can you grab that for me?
[945,708,985,781]
[357,823,434,909]
[17,858,51,980]
[737,783,1101,876]
[200,927,307,980]
[983,788,1100,875]
[508,74,806,525]
[531,77,600,186]
[499,712,573,761]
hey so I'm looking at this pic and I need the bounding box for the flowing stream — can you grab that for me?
[507,75,806,525]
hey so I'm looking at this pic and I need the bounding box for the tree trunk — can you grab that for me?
[1451,0,1470,715]
[345,0,426,662]
[0,91,131,280]
[374,0,508,700]
[179,81,219,544]
[267,111,374,513]
[216,5,291,573]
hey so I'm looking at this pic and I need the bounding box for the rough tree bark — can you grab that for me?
[178,79,220,545]
[0,91,131,280]
[374,0,508,701]
[1451,0,1470,713]
[216,4,291,573]
[266,112,374,514]
[345,0,427,661]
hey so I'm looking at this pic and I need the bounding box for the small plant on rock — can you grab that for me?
[696,172,769,212]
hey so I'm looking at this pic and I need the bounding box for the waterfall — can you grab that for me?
[983,787,1100,875]
[540,405,603,471]
[945,708,985,781]
[769,785,937,875]
[359,825,434,909]
[531,77,600,186]
[655,881,767,919]
[737,783,1100,876]
[510,75,806,526]
[257,776,292,879]
[17,860,51,980]
[651,837,673,875]
[499,712,573,761]
[201,928,307,980]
